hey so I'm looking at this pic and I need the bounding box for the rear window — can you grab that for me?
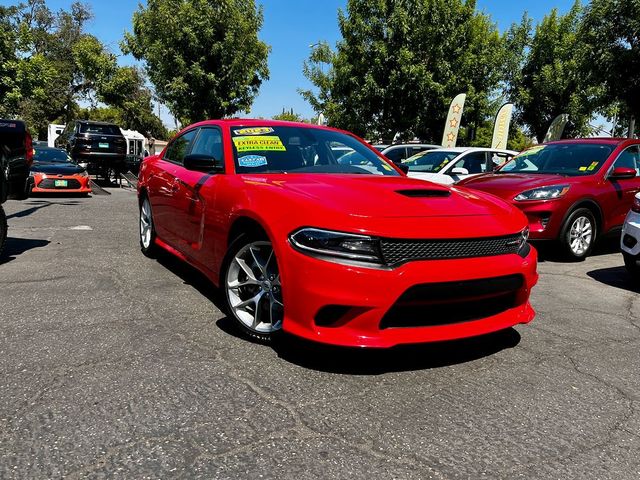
[79,123,121,135]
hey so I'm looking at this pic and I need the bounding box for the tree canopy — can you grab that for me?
[301,0,507,143]
[123,0,270,125]
[0,0,167,139]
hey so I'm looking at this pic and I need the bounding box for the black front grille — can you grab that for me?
[380,233,522,266]
[380,274,524,329]
[38,178,81,189]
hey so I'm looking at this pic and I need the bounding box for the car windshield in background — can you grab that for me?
[33,148,71,163]
[402,150,459,173]
[231,126,399,176]
[499,144,615,176]
[79,123,121,135]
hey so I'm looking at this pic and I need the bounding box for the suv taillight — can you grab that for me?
[632,196,640,214]
[25,132,33,167]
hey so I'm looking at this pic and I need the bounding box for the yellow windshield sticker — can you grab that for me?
[233,135,286,152]
[587,161,598,171]
[579,166,587,171]
[233,127,274,136]
[381,163,392,171]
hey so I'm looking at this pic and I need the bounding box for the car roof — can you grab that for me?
[385,143,441,148]
[544,138,637,146]
[77,120,119,126]
[417,147,517,154]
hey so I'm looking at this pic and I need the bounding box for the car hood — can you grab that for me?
[240,174,515,219]
[31,162,85,175]
[457,173,573,200]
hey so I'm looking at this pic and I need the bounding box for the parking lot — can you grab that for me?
[1,188,639,479]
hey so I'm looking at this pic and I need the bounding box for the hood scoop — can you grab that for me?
[396,189,451,198]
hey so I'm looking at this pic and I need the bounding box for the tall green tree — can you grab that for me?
[300,0,506,143]
[503,2,596,142]
[579,0,640,137]
[0,1,166,139]
[123,0,270,125]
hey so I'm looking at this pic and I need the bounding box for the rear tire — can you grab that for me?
[559,208,596,261]
[0,205,7,258]
[139,196,157,257]
[623,252,640,280]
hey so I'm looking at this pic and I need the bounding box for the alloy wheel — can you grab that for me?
[569,215,593,257]
[226,241,283,334]
[140,198,153,249]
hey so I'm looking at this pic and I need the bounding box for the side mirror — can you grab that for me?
[397,163,409,174]
[451,167,469,176]
[183,153,223,172]
[609,167,637,180]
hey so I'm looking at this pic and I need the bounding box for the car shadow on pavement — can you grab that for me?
[0,237,50,265]
[154,249,522,373]
[217,316,521,374]
[5,200,82,220]
[535,236,621,263]
[587,266,640,294]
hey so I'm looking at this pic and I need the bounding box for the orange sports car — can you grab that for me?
[29,146,91,195]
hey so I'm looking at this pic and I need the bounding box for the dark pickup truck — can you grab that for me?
[55,120,126,178]
[1,119,32,256]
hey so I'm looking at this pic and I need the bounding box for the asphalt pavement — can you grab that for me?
[1,188,639,479]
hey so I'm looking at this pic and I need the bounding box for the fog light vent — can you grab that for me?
[314,305,352,327]
[623,234,637,249]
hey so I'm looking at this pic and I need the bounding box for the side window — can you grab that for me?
[614,145,640,175]
[190,127,224,163]
[453,151,487,174]
[490,152,511,171]
[164,129,198,164]
[385,147,406,163]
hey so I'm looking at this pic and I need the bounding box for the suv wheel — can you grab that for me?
[560,208,596,261]
[623,252,640,279]
[0,205,7,258]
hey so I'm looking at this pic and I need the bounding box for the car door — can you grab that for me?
[147,128,198,245]
[170,126,224,257]
[605,145,640,228]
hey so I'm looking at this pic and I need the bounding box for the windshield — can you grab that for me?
[33,148,71,163]
[402,150,459,173]
[499,143,615,176]
[80,123,121,135]
[231,126,399,176]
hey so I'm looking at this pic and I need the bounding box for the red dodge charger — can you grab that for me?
[137,120,538,347]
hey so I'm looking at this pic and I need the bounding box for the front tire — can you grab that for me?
[560,208,596,261]
[623,252,640,279]
[139,196,157,257]
[0,205,7,258]
[222,235,284,342]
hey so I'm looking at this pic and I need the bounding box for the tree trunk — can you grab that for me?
[628,115,636,139]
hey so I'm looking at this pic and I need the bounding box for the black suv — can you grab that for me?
[55,120,126,177]
[1,119,32,255]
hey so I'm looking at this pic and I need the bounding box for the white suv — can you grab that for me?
[621,192,640,277]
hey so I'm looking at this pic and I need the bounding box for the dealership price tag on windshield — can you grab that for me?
[233,135,286,152]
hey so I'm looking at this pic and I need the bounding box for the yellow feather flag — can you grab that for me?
[491,103,514,149]
[442,93,466,147]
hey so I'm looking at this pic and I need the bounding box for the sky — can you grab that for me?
[1,0,579,127]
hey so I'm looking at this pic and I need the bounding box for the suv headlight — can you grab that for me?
[515,185,570,201]
[289,228,383,265]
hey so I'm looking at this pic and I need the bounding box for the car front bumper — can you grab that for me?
[621,210,640,257]
[278,245,538,348]
[31,174,92,194]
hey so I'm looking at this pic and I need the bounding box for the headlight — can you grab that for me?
[289,228,383,265]
[515,185,570,201]
[517,227,530,257]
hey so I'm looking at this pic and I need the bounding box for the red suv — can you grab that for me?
[458,139,640,260]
